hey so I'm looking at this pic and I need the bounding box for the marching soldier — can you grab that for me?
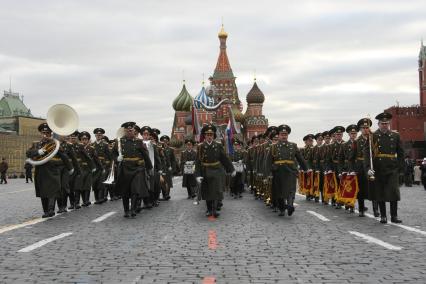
[266,124,307,216]
[339,124,359,213]
[247,135,259,194]
[57,134,80,213]
[79,131,101,207]
[312,132,324,203]
[354,118,378,217]
[302,134,314,200]
[195,124,235,218]
[326,126,345,208]
[229,139,245,199]
[92,128,112,204]
[160,135,176,200]
[365,113,404,224]
[26,123,73,218]
[181,138,197,199]
[114,122,153,218]
[319,131,331,204]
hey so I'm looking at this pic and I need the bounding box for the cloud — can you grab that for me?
[0,0,425,145]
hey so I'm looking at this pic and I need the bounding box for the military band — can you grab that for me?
[27,109,405,225]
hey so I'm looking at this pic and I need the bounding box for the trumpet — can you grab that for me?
[103,127,125,184]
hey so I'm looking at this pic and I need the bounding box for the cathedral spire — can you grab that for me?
[213,24,234,79]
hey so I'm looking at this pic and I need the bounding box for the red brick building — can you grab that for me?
[384,42,426,158]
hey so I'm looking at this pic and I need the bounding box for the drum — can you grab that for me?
[184,161,195,174]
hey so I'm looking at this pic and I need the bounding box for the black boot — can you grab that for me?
[122,197,130,218]
[131,195,137,217]
[85,191,91,206]
[48,198,56,217]
[212,200,220,218]
[379,202,387,223]
[287,197,295,216]
[206,201,212,217]
[390,201,402,223]
[358,199,365,217]
[41,198,49,218]
[372,201,379,217]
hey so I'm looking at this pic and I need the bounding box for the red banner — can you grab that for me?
[323,172,337,203]
[337,173,359,207]
[298,171,304,194]
[312,171,320,198]
[304,170,314,196]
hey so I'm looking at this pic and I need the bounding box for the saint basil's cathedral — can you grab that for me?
[170,25,268,146]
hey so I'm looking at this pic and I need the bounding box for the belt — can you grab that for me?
[81,162,88,166]
[123,158,145,165]
[98,157,105,160]
[202,161,220,167]
[356,157,364,161]
[333,160,339,163]
[50,157,61,162]
[274,160,294,165]
[319,160,324,162]
[123,157,141,161]
[376,154,396,159]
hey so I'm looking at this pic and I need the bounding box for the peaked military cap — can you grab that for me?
[70,130,80,137]
[333,126,345,134]
[322,131,330,137]
[233,138,243,145]
[357,118,372,128]
[277,124,291,134]
[102,136,110,143]
[185,138,195,145]
[303,134,315,141]
[93,128,105,134]
[375,112,392,122]
[346,124,359,133]
[78,131,91,140]
[121,122,136,129]
[251,135,259,142]
[151,132,159,142]
[265,126,277,135]
[151,128,161,135]
[38,123,52,133]
[133,125,141,133]
[201,124,216,135]
[329,128,336,135]
[140,126,151,134]
[160,135,171,141]
[314,132,323,140]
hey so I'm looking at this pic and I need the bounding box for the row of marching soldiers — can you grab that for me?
[246,112,405,223]
[26,122,176,218]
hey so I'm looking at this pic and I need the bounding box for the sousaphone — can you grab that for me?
[27,104,79,166]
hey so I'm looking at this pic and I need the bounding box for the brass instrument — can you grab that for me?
[27,104,79,166]
[103,127,125,184]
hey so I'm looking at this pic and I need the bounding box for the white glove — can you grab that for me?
[38,148,46,155]
[68,168,74,175]
[196,177,203,183]
[307,169,313,173]
[368,169,375,177]
[117,155,123,162]
[238,160,243,163]
[102,169,106,175]
[92,168,97,173]
[231,171,236,177]
[168,167,172,171]
[158,170,163,175]
[263,178,268,184]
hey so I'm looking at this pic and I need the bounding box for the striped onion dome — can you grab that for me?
[194,86,214,110]
[172,83,193,112]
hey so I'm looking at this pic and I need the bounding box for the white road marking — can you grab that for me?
[18,232,73,252]
[348,231,402,251]
[306,210,330,222]
[0,189,32,195]
[92,211,116,223]
[296,193,304,198]
[0,218,46,235]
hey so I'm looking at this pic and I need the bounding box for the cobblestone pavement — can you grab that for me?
[0,178,426,283]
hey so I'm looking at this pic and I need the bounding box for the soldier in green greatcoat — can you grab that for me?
[364,112,404,224]
[195,124,235,218]
[26,123,73,218]
[92,128,112,204]
[266,124,307,217]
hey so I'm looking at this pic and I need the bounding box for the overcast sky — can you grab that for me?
[0,0,425,145]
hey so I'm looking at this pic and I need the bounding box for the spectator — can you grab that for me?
[404,156,414,187]
[0,157,8,184]
[24,162,33,183]
[421,158,426,191]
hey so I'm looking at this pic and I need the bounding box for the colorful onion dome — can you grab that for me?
[194,86,214,110]
[246,81,265,104]
[172,83,193,112]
